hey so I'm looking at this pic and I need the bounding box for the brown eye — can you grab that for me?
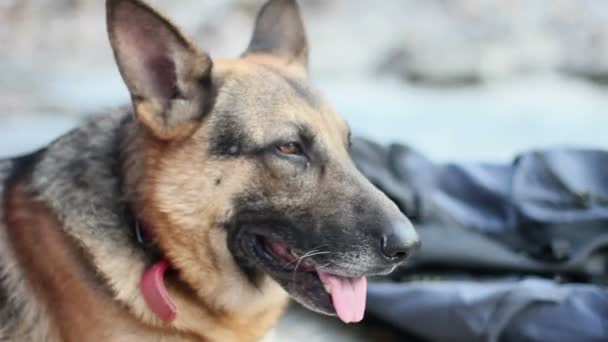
[277,142,302,155]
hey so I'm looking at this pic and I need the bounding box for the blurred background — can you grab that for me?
[2,0,608,341]
[2,0,608,161]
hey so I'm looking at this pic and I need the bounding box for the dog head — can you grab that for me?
[107,0,419,323]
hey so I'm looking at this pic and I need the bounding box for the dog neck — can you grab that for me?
[132,215,178,323]
[27,111,287,341]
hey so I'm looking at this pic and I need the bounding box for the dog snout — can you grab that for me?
[380,219,420,262]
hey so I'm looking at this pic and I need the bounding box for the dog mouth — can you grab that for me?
[247,234,368,323]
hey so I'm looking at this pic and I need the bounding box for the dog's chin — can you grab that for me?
[241,233,336,315]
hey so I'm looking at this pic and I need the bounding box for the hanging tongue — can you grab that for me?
[317,271,367,323]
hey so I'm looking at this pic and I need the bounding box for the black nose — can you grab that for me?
[381,220,420,262]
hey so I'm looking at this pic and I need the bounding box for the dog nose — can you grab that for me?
[380,220,420,262]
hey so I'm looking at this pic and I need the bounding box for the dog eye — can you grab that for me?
[277,142,303,156]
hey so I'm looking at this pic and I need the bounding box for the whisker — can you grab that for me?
[281,249,318,270]
[282,250,330,269]
[290,249,332,284]
[316,262,332,269]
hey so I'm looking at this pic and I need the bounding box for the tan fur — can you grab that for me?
[5,181,196,341]
[5,178,284,341]
[131,132,287,341]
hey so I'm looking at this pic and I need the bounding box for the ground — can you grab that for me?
[276,303,402,342]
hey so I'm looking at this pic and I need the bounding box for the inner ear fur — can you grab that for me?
[107,0,214,140]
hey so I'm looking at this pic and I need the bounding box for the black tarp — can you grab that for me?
[351,139,608,341]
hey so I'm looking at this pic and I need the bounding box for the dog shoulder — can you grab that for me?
[0,152,59,341]
[0,110,134,341]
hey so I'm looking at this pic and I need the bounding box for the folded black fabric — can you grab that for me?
[367,278,608,342]
[351,139,608,282]
[351,139,608,341]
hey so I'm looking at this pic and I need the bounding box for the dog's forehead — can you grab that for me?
[215,59,321,110]
[210,59,348,145]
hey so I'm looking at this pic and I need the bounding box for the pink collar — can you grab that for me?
[140,260,178,322]
[134,220,178,322]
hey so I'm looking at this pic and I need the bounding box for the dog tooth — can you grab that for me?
[323,283,331,294]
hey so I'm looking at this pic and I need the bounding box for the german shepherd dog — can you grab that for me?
[0,0,419,341]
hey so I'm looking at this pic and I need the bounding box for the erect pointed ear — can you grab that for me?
[243,0,309,71]
[107,0,214,140]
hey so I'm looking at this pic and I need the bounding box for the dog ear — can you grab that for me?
[244,0,309,71]
[107,0,213,140]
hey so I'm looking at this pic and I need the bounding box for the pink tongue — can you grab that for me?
[317,271,367,323]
